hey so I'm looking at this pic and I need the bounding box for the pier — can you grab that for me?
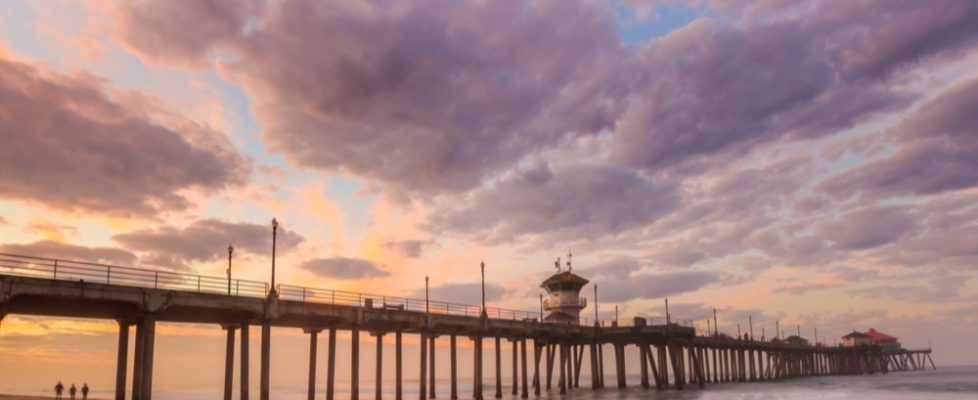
[0,253,935,400]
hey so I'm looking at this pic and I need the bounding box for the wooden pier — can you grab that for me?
[0,253,935,400]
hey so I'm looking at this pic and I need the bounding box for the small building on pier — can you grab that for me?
[866,328,901,352]
[841,331,873,347]
[784,335,809,346]
[541,256,588,324]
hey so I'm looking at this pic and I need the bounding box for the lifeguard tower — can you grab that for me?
[541,252,588,324]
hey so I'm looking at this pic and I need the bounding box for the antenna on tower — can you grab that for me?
[567,247,572,271]
[555,257,561,272]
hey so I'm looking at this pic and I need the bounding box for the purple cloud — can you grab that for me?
[299,257,389,279]
[816,205,916,250]
[0,55,247,216]
[820,77,978,199]
[113,219,304,269]
[115,0,624,196]
[0,240,137,266]
[428,163,679,243]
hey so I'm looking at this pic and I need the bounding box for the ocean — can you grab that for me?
[93,365,977,400]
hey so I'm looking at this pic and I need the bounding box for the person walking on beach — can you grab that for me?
[54,381,64,399]
[69,384,77,400]
[81,383,89,400]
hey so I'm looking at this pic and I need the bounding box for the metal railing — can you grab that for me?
[277,284,538,321]
[543,297,587,309]
[579,316,695,328]
[0,253,268,298]
[0,252,702,328]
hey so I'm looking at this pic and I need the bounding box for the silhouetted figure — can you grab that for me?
[54,381,64,399]
[69,384,77,400]
[81,383,89,400]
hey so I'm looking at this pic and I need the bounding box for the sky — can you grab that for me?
[1,0,977,395]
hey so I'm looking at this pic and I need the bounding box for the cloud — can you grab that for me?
[408,282,506,306]
[0,55,248,216]
[112,219,304,269]
[114,0,624,197]
[429,163,679,243]
[816,205,916,250]
[611,17,911,172]
[0,240,137,266]
[595,270,719,302]
[383,240,427,258]
[820,77,978,199]
[298,257,390,279]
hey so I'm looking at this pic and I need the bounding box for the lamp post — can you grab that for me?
[270,218,278,295]
[539,294,543,321]
[593,284,598,327]
[713,308,718,337]
[480,261,486,317]
[227,244,234,296]
[749,315,754,341]
[425,276,430,314]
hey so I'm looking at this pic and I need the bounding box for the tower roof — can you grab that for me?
[541,270,589,288]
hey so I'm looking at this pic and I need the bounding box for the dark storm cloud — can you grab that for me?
[0,56,248,216]
[112,219,304,268]
[820,77,978,199]
[0,240,137,266]
[299,257,390,279]
[428,163,679,243]
[115,0,625,196]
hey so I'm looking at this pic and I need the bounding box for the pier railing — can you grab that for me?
[579,316,695,328]
[0,253,268,298]
[277,284,538,320]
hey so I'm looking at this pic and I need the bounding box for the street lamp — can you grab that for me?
[227,244,234,296]
[593,284,598,327]
[480,261,486,316]
[270,218,278,295]
[425,275,430,314]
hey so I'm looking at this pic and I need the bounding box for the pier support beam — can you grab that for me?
[639,343,649,389]
[429,335,437,399]
[396,331,403,400]
[115,321,130,400]
[495,337,502,399]
[449,334,457,400]
[558,343,567,395]
[520,339,528,398]
[473,336,483,400]
[352,327,360,400]
[511,339,518,395]
[224,324,237,400]
[327,328,337,400]
[241,324,249,400]
[375,332,384,400]
[532,340,541,396]
[260,321,271,400]
[419,333,428,400]
[306,329,320,400]
[138,315,156,400]
[132,319,144,400]
[589,343,599,389]
[614,343,626,388]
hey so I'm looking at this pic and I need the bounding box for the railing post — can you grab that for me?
[198,276,201,292]
[154,271,159,288]
[302,287,306,302]
[107,266,111,284]
[53,260,58,280]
